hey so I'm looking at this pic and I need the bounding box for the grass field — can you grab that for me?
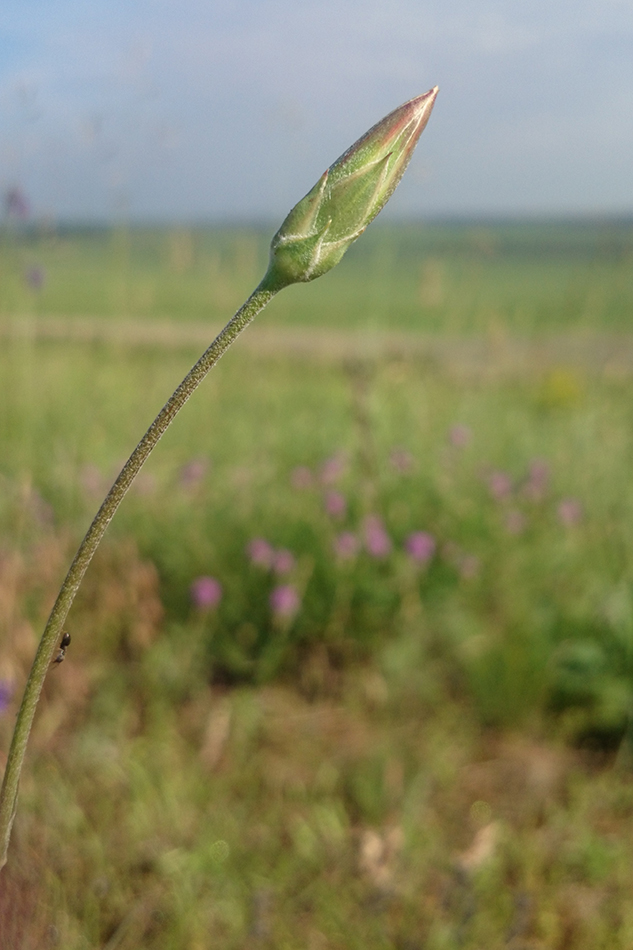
[2,219,633,947]
[2,219,633,332]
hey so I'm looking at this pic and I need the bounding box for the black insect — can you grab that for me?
[53,632,71,664]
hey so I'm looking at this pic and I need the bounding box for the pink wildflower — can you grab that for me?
[291,466,313,489]
[324,491,346,519]
[363,515,392,559]
[390,448,413,473]
[333,532,360,560]
[558,498,582,527]
[487,470,512,502]
[247,538,275,568]
[80,464,104,497]
[273,549,296,574]
[320,455,346,485]
[25,266,45,291]
[0,680,13,714]
[449,425,472,448]
[179,458,209,490]
[523,459,550,502]
[191,576,222,610]
[505,510,526,535]
[5,186,29,219]
[405,531,436,564]
[270,585,301,618]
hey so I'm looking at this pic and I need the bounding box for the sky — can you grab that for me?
[0,0,632,222]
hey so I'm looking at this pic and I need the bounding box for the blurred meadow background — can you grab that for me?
[2,2,633,948]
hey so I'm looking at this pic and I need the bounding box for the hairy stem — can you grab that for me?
[0,275,281,868]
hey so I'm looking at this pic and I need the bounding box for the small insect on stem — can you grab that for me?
[53,632,71,665]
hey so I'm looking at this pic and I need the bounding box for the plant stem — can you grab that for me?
[0,275,281,868]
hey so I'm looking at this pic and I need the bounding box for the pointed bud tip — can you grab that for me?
[266,87,439,288]
[410,86,439,115]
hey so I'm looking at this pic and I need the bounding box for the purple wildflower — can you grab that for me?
[324,491,346,519]
[132,472,156,496]
[333,531,360,560]
[24,266,45,291]
[405,531,436,564]
[390,448,413,473]
[247,537,275,569]
[449,425,472,449]
[487,470,512,502]
[179,458,209,490]
[363,515,392,559]
[79,464,103,497]
[5,186,29,219]
[26,489,54,526]
[505,509,526,535]
[0,680,13,714]
[558,498,582,527]
[291,466,313,489]
[190,576,222,610]
[523,459,550,502]
[273,549,295,575]
[270,584,301,618]
[320,455,346,485]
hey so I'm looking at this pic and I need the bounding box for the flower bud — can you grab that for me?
[266,87,438,288]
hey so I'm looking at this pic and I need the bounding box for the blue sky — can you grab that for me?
[1,0,632,221]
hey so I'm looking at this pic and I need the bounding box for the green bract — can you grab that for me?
[267,87,438,287]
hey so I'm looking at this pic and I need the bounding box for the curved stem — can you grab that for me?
[0,275,281,868]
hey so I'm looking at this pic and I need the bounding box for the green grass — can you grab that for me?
[2,221,633,946]
[2,219,633,332]
[3,332,633,726]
